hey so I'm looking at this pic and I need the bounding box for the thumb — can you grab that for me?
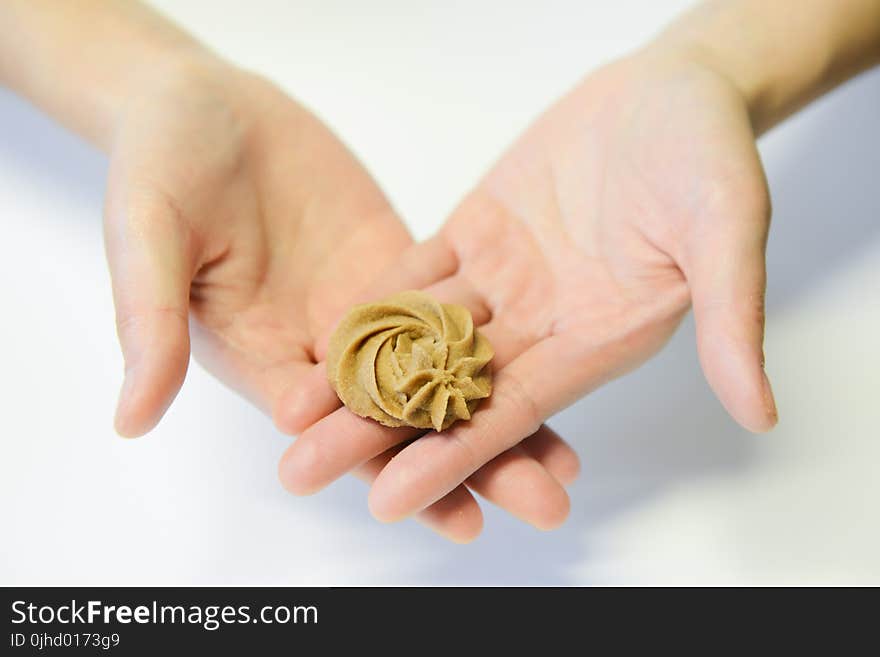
[685,188,778,433]
[104,187,193,437]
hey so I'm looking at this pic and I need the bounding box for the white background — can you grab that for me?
[1,0,878,585]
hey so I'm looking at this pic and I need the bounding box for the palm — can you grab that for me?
[281,53,775,523]
[443,54,768,395]
[445,52,771,417]
[108,67,410,413]
[185,95,413,413]
[108,66,580,542]
[198,202,408,413]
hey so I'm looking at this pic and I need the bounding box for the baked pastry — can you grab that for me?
[327,290,493,431]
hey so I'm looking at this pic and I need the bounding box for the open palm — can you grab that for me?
[106,61,579,541]
[280,50,778,524]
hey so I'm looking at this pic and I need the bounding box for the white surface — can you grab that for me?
[1,0,878,585]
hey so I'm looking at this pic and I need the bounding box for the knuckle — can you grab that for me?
[105,182,189,246]
[125,191,185,241]
[115,307,190,363]
[445,429,481,476]
[116,306,189,333]
[496,372,541,436]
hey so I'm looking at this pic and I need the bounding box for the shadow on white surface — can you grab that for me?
[1,66,877,585]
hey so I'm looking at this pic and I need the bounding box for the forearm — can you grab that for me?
[653,0,880,134]
[0,0,214,148]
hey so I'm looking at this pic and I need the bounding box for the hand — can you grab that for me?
[104,58,579,541]
[278,46,777,524]
[105,58,407,429]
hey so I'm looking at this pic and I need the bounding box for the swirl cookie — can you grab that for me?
[326,290,493,431]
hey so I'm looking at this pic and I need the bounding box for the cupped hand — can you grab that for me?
[103,57,579,542]
[278,45,777,526]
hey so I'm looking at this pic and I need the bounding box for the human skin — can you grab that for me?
[278,0,880,523]
[0,0,583,542]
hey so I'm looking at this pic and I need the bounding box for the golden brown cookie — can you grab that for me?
[326,290,493,431]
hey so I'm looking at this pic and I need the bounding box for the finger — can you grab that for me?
[357,234,459,300]
[422,275,492,326]
[685,190,777,433]
[278,406,420,495]
[273,361,341,435]
[281,406,580,533]
[519,424,581,486]
[352,446,483,543]
[104,188,194,438]
[283,419,575,537]
[472,317,537,369]
[368,332,617,522]
[188,309,319,418]
[466,440,571,531]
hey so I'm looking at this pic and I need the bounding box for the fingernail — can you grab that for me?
[761,370,778,428]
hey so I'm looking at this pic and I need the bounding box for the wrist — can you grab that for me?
[646,0,880,135]
[639,35,768,132]
[97,47,233,149]
[0,1,232,149]
[643,21,800,136]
